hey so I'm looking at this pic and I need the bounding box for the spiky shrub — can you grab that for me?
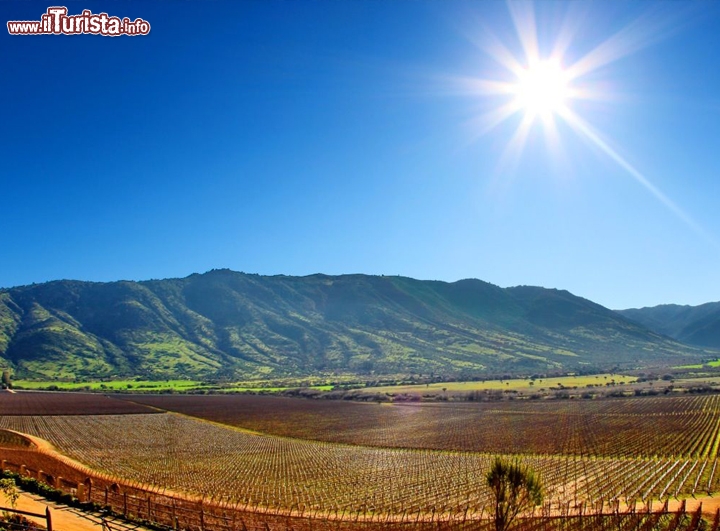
[0,479,18,509]
[486,457,543,531]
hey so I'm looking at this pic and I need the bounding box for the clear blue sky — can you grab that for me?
[2,1,719,310]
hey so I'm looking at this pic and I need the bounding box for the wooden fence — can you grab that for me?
[1,456,718,531]
[0,504,52,530]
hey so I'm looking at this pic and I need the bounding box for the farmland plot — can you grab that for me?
[132,394,720,459]
[1,409,720,516]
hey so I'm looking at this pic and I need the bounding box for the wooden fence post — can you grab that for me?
[85,478,93,502]
[46,506,53,531]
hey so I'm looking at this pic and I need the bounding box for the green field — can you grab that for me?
[11,378,335,393]
[12,379,205,391]
[675,359,720,369]
[365,373,636,394]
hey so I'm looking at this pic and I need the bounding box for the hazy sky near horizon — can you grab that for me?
[1,1,719,310]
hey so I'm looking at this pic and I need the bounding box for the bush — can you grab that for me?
[486,458,543,531]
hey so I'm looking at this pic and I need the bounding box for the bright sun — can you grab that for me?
[460,3,711,245]
[514,60,569,117]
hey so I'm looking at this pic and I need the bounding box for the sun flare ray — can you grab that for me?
[558,107,716,244]
[451,76,517,97]
[565,9,681,82]
[507,2,540,68]
[496,111,535,178]
[540,114,566,170]
[479,30,526,77]
[474,100,523,135]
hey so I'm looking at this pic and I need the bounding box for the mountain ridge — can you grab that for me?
[617,302,720,350]
[0,270,711,380]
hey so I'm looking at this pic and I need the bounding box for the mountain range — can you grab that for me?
[0,270,714,380]
[617,303,720,349]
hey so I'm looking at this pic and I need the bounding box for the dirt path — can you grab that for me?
[9,491,155,531]
[663,495,720,518]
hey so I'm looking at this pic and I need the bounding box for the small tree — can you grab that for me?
[0,478,19,509]
[486,457,543,531]
[1,371,10,390]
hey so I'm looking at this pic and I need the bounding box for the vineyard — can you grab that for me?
[0,391,157,416]
[132,394,720,458]
[2,392,720,530]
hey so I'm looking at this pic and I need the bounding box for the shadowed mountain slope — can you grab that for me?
[618,302,720,350]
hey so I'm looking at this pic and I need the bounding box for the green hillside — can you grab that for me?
[0,270,710,380]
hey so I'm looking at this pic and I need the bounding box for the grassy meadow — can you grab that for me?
[364,373,637,395]
[11,378,335,393]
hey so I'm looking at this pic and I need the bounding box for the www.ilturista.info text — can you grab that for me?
[7,7,150,36]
